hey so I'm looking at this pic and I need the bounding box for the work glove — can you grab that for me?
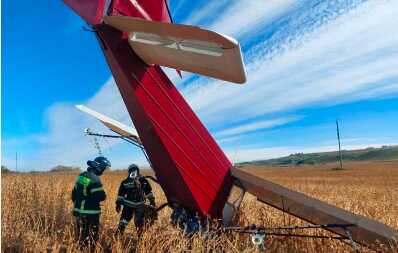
[149,198,156,208]
[116,203,121,213]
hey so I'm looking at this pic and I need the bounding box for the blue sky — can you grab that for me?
[2,0,398,171]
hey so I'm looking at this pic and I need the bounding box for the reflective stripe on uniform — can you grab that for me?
[123,199,144,207]
[91,187,104,193]
[83,185,87,196]
[123,184,137,189]
[73,208,101,214]
[123,180,140,188]
[80,200,86,210]
[117,196,124,201]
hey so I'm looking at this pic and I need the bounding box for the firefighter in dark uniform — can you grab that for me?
[115,164,156,235]
[71,156,110,246]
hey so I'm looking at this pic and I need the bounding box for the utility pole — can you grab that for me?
[15,152,18,172]
[336,120,343,170]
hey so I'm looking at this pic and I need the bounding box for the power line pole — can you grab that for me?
[336,120,343,170]
[15,152,18,172]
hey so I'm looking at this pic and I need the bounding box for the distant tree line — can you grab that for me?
[1,165,80,173]
[1,165,11,173]
[49,165,81,173]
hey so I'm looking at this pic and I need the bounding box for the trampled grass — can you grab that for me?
[2,161,397,252]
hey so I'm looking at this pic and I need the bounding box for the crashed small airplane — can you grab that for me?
[65,0,397,251]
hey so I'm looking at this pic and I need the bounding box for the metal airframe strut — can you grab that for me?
[84,128,154,170]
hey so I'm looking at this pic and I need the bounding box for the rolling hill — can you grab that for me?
[239,145,398,166]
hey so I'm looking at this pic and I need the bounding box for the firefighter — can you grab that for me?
[115,164,156,235]
[71,156,110,247]
[170,203,201,235]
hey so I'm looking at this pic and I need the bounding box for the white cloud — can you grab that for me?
[181,1,398,127]
[208,0,296,38]
[3,79,146,171]
[182,0,231,26]
[215,116,301,139]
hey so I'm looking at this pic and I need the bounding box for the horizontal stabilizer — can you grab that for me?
[231,167,398,252]
[76,105,140,143]
[104,16,246,84]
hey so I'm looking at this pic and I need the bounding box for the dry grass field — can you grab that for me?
[2,161,397,252]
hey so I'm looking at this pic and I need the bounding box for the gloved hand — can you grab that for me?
[149,198,156,208]
[116,203,121,213]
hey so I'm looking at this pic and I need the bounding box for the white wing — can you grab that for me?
[76,105,140,143]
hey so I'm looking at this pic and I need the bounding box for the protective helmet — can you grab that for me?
[87,156,111,175]
[128,164,140,178]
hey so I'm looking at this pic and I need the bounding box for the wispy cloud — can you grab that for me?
[181,0,398,129]
[2,79,145,171]
[215,116,301,139]
[182,0,231,27]
[204,0,296,38]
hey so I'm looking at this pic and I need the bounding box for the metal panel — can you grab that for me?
[104,16,246,84]
[231,167,398,252]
